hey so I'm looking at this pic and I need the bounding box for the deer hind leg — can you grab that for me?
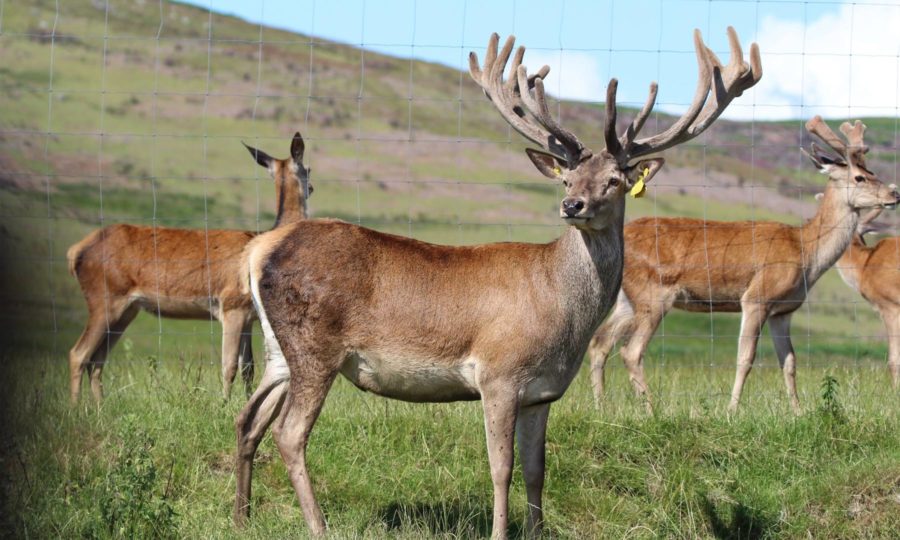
[769,313,801,414]
[220,311,248,400]
[588,291,635,405]
[69,296,135,403]
[87,302,139,402]
[728,300,768,413]
[233,367,289,526]
[516,402,550,540]
[617,303,667,414]
[238,319,255,397]
[270,342,340,537]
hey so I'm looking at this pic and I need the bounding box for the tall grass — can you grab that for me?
[2,348,898,539]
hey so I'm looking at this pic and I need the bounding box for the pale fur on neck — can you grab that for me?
[800,185,859,285]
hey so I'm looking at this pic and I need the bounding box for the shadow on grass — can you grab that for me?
[379,499,523,538]
[701,495,777,540]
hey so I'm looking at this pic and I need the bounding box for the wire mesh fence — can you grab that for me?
[1,0,899,384]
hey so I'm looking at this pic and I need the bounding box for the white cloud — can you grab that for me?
[740,2,900,120]
[520,50,606,103]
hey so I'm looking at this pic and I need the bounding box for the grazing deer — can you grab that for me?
[588,116,900,414]
[66,133,312,402]
[835,206,900,388]
[232,29,760,538]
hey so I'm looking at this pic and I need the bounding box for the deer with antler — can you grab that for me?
[232,29,760,538]
[588,116,899,414]
[833,206,900,388]
[66,133,312,402]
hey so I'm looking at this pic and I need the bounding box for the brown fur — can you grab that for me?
[588,117,900,414]
[233,29,760,539]
[66,133,311,402]
[837,231,900,388]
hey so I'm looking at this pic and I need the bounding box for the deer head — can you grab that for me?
[243,132,313,225]
[470,28,762,231]
[804,117,899,212]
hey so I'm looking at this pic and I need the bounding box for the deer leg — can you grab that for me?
[728,302,767,412]
[480,382,519,540]
[238,319,255,397]
[271,362,338,537]
[516,402,550,539]
[220,311,247,400]
[880,310,900,390]
[618,307,665,414]
[69,310,110,404]
[86,301,138,402]
[233,367,289,526]
[588,297,634,405]
[769,313,801,414]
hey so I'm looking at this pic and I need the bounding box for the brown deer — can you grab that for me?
[66,133,312,402]
[835,206,900,388]
[588,116,899,414]
[232,29,760,538]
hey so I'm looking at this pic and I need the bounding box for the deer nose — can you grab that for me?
[562,198,585,217]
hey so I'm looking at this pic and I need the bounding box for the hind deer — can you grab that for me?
[588,116,899,414]
[66,133,312,402]
[232,29,760,538]
[835,206,900,388]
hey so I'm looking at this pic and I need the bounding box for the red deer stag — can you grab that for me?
[588,117,899,414]
[835,206,900,388]
[232,29,760,538]
[66,133,312,402]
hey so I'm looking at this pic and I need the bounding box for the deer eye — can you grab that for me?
[855,175,866,183]
[561,179,569,187]
[608,177,620,187]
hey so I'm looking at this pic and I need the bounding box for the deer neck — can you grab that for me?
[273,174,306,228]
[553,203,625,346]
[799,187,858,284]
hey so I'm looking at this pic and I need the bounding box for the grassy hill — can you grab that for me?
[1,0,896,356]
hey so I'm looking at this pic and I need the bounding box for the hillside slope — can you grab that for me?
[1,0,896,350]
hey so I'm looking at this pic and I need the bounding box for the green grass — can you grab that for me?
[2,345,898,539]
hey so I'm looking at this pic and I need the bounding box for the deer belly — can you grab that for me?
[134,293,216,319]
[340,351,481,402]
[674,288,743,313]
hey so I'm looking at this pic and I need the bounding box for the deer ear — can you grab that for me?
[243,142,274,170]
[291,132,305,163]
[802,144,846,172]
[525,148,567,180]
[625,158,665,190]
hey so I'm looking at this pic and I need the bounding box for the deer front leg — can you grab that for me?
[769,313,801,414]
[481,382,520,540]
[728,302,767,412]
[516,402,550,539]
[220,311,246,399]
[881,309,900,390]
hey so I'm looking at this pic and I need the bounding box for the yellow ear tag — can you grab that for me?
[630,167,650,198]
[553,166,562,177]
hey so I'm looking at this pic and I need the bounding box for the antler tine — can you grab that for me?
[604,79,623,157]
[618,83,659,151]
[624,27,762,162]
[805,115,847,157]
[840,120,866,148]
[468,34,555,153]
[623,29,714,160]
[519,67,590,164]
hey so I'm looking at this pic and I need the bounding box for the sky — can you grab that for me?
[180,0,900,121]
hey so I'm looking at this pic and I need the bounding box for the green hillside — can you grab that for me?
[1,0,895,356]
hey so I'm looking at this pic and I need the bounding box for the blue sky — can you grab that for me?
[181,0,900,120]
